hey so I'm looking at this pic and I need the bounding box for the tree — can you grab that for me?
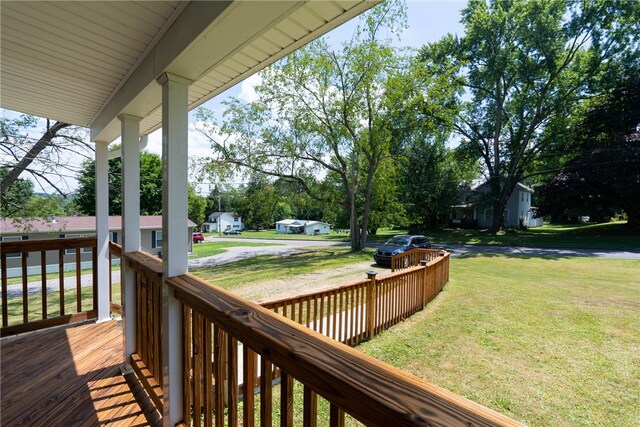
[188,184,207,226]
[538,75,640,228]
[196,0,408,250]
[421,0,640,232]
[1,113,92,197]
[0,166,34,217]
[75,151,163,216]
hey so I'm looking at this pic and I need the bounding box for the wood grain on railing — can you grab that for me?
[124,250,163,392]
[391,248,445,272]
[170,273,521,427]
[0,237,98,337]
[108,242,122,315]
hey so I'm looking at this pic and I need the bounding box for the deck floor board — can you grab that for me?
[1,320,159,426]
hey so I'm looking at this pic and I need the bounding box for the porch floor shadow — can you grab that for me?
[1,320,160,426]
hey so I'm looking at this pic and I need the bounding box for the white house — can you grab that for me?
[202,212,243,233]
[275,219,331,235]
[452,182,542,228]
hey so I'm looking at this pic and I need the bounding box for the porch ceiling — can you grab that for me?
[0,0,377,143]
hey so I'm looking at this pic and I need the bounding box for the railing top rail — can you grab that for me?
[168,272,521,427]
[108,241,122,257]
[259,278,370,307]
[123,250,162,276]
[0,236,97,254]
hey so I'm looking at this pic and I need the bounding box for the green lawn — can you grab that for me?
[190,246,374,293]
[208,222,640,250]
[356,255,640,426]
[429,221,640,250]
[189,240,283,259]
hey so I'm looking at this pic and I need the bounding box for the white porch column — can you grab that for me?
[95,140,110,321]
[157,72,191,426]
[120,114,142,371]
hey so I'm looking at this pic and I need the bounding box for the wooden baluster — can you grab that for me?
[338,290,344,343]
[58,249,65,316]
[21,251,28,323]
[319,293,325,335]
[92,245,98,312]
[204,319,212,427]
[260,357,272,427]
[331,293,338,341]
[41,251,47,319]
[227,336,238,427]
[214,326,226,427]
[302,386,317,427]
[1,253,7,327]
[76,249,82,312]
[280,371,294,427]
[183,306,192,426]
[242,347,256,427]
[329,403,345,427]
[193,312,203,427]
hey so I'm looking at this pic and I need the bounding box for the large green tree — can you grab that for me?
[421,0,639,232]
[0,166,34,217]
[538,75,640,228]
[196,0,408,250]
[75,151,163,216]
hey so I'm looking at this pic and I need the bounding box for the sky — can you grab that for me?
[3,1,467,195]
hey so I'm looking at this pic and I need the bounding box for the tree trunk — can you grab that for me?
[1,121,71,198]
[623,204,640,231]
[349,192,362,251]
[358,167,376,250]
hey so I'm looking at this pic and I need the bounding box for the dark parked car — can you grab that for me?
[192,232,204,243]
[223,229,241,235]
[373,235,432,266]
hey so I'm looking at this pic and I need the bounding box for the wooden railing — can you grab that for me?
[108,241,123,315]
[123,249,519,425]
[391,248,448,271]
[172,273,521,427]
[0,237,98,337]
[261,278,371,346]
[122,250,164,411]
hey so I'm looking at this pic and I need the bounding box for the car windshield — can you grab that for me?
[386,236,411,246]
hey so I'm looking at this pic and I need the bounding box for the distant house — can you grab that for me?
[0,215,196,277]
[451,182,542,228]
[202,212,244,233]
[275,219,331,235]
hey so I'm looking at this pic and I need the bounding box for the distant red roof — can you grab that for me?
[0,215,196,233]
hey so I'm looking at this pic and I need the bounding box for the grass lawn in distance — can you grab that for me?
[429,221,640,250]
[356,255,640,426]
[190,246,374,294]
[209,221,640,250]
[189,240,284,259]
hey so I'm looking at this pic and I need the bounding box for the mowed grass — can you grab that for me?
[429,222,640,250]
[356,255,640,426]
[190,247,374,292]
[189,240,283,259]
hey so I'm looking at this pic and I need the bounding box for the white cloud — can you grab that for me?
[237,74,262,103]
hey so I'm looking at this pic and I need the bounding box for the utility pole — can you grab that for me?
[218,192,221,236]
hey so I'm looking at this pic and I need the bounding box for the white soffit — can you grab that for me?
[0,1,377,143]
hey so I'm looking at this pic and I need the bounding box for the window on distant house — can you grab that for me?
[111,232,118,243]
[2,236,27,258]
[234,217,239,222]
[152,231,163,248]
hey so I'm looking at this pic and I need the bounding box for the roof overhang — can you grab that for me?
[1,1,378,143]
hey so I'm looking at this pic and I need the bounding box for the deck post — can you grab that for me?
[420,260,428,309]
[366,271,377,340]
[95,140,110,321]
[158,72,191,426]
[120,114,142,372]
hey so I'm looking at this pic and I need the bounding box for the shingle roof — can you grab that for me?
[0,216,196,233]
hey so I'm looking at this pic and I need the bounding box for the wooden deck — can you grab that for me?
[1,320,160,426]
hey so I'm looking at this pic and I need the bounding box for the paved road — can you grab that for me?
[8,237,638,298]
[205,236,640,260]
